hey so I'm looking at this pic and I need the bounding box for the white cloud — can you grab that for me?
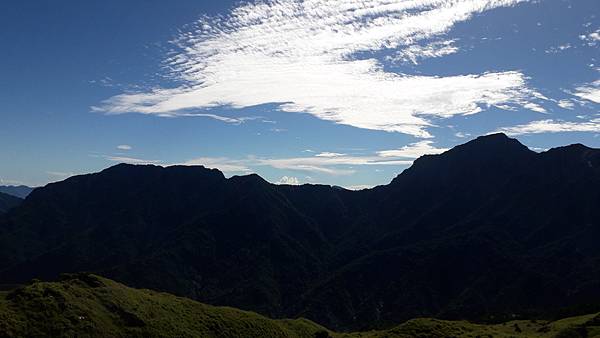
[496,119,600,136]
[345,184,374,190]
[557,99,575,110]
[377,140,449,158]
[573,80,600,104]
[94,0,543,138]
[545,43,571,54]
[277,176,300,185]
[256,154,413,175]
[99,140,451,178]
[174,146,420,177]
[580,29,600,46]
[523,102,546,113]
[388,39,458,64]
[172,113,263,124]
[315,152,346,158]
[117,144,132,150]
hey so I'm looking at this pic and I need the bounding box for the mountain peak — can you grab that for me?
[228,173,270,187]
[547,143,594,153]
[442,132,534,161]
[100,163,226,179]
[463,132,528,150]
[389,133,534,187]
[478,132,511,140]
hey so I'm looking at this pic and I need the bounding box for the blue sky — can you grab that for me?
[1,0,599,188]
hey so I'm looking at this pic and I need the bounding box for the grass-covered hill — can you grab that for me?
[1,274,599,338]
[0,274,328,338]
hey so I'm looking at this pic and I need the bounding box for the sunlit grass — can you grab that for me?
[1,274,598,338]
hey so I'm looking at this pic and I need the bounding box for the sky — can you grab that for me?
[0,0,599,189]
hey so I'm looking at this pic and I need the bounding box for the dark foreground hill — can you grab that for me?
[1,133,600,330]
[0,192,21,214]
[1,274,598,338]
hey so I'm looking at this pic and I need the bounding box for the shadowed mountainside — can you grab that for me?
[1,133,599,330]
[0,192,21,214]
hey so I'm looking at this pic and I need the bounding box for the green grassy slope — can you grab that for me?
[0,274,329,338]
[340,315,600,338]
[0,274,599,338]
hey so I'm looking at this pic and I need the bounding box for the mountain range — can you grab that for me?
[0,133,599,331]
[0,185,34,199]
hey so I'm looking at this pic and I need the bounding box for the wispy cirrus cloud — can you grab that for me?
[496,118,600,136]
[103,156,162,165]
[170,140,445,176]
[117,144,132,151]
[315,152,346,158]
[388,39,458,64]
[573,80,600,104]
[557,99,575,110]
[377,140,448,158]
[180,157,253,174]
[165,113,264,124]
[255,155,409,175]
[93,0,544,138]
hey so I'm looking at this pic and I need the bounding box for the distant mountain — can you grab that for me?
[0,192,21,214]
[2,274,598,338]
[1,133,599,330]
[0,185,34,199]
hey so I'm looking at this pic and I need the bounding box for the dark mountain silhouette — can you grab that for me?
[0,192,21,214]
[1,133,599,330]
[0,185,34,199]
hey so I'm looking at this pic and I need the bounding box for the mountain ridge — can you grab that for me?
[1,133,600,330]
[0,186,34,199]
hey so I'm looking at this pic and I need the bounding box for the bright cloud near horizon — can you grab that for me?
[0,0,598,188]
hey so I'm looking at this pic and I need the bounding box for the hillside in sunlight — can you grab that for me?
[1,274,599,338]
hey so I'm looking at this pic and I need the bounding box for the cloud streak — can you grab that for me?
[104,156,162,165]
[377,140,448,158]
[180,157,253,174]
[277,176,300,185]
[94,0,543,138]
[496,119,600,136]
[573,80,600,104]
[170,140,446,176]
